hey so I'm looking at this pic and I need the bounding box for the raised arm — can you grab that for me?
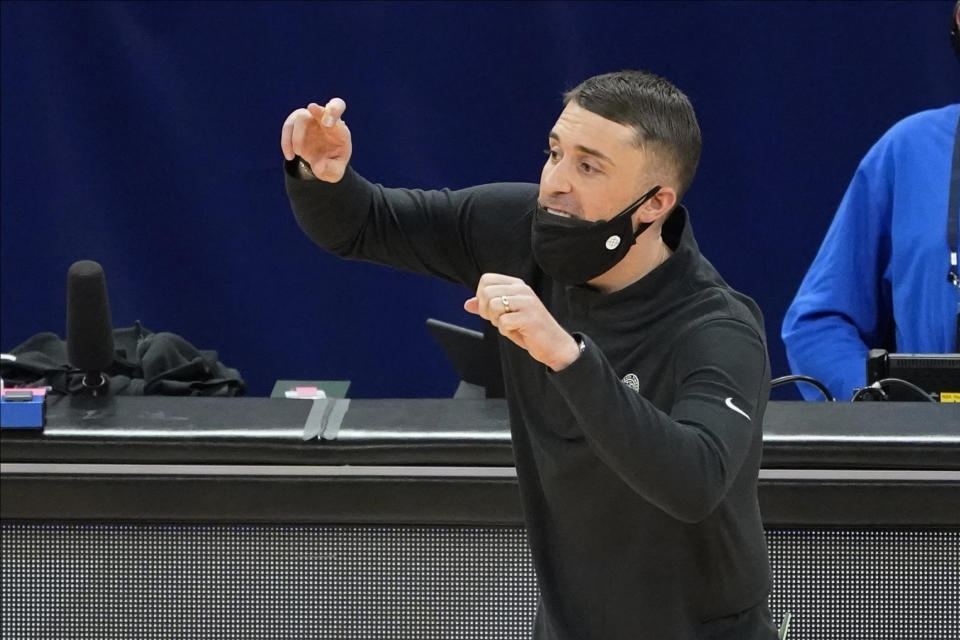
[281,98,539,289]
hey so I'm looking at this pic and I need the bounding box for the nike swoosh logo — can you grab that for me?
[725,397,751,421]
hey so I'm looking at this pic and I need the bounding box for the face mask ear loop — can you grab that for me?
[628,185,662,238]
[633,221,654,239]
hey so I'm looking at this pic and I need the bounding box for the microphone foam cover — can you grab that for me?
[66,260,115,372]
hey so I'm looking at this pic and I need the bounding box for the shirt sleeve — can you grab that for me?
[781,136,896,401]
[547,318,769,523]
[284,162,536,289]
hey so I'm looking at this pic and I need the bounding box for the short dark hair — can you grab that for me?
[564,70,702,199]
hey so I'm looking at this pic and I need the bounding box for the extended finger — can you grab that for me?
[321,97,347,127]
[307,102,325,123]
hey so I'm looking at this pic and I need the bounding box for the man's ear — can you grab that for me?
[636,186,677,224]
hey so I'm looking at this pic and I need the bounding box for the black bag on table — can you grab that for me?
[1,321,245,397]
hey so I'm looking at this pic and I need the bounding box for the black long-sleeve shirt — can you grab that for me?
[286,165,777,639]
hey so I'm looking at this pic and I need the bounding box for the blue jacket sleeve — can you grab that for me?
[781,137,895,401]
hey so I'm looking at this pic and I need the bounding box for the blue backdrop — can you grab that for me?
[2,1,958,398]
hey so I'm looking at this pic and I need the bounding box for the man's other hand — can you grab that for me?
[465,273,581,372]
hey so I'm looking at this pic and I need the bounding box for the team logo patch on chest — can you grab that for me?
[621,373,640,392]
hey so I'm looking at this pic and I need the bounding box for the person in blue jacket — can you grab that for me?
[782,2,960,402]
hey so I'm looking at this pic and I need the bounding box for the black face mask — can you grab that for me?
[532,185,661,285]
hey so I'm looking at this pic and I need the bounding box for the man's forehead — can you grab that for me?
[548,131,615,165]
[550,102,639,153]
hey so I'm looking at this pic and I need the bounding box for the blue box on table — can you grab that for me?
[0,387,46,429]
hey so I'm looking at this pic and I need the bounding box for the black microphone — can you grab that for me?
[66,260,115,392]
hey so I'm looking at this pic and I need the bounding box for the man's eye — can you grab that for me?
[543,148,559,161]
[580,162,598,174]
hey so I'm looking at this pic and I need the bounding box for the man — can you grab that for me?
[282,70,777,639]
[782,2,960,402]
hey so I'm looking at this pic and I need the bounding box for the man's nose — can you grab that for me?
[541,160,572,194]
